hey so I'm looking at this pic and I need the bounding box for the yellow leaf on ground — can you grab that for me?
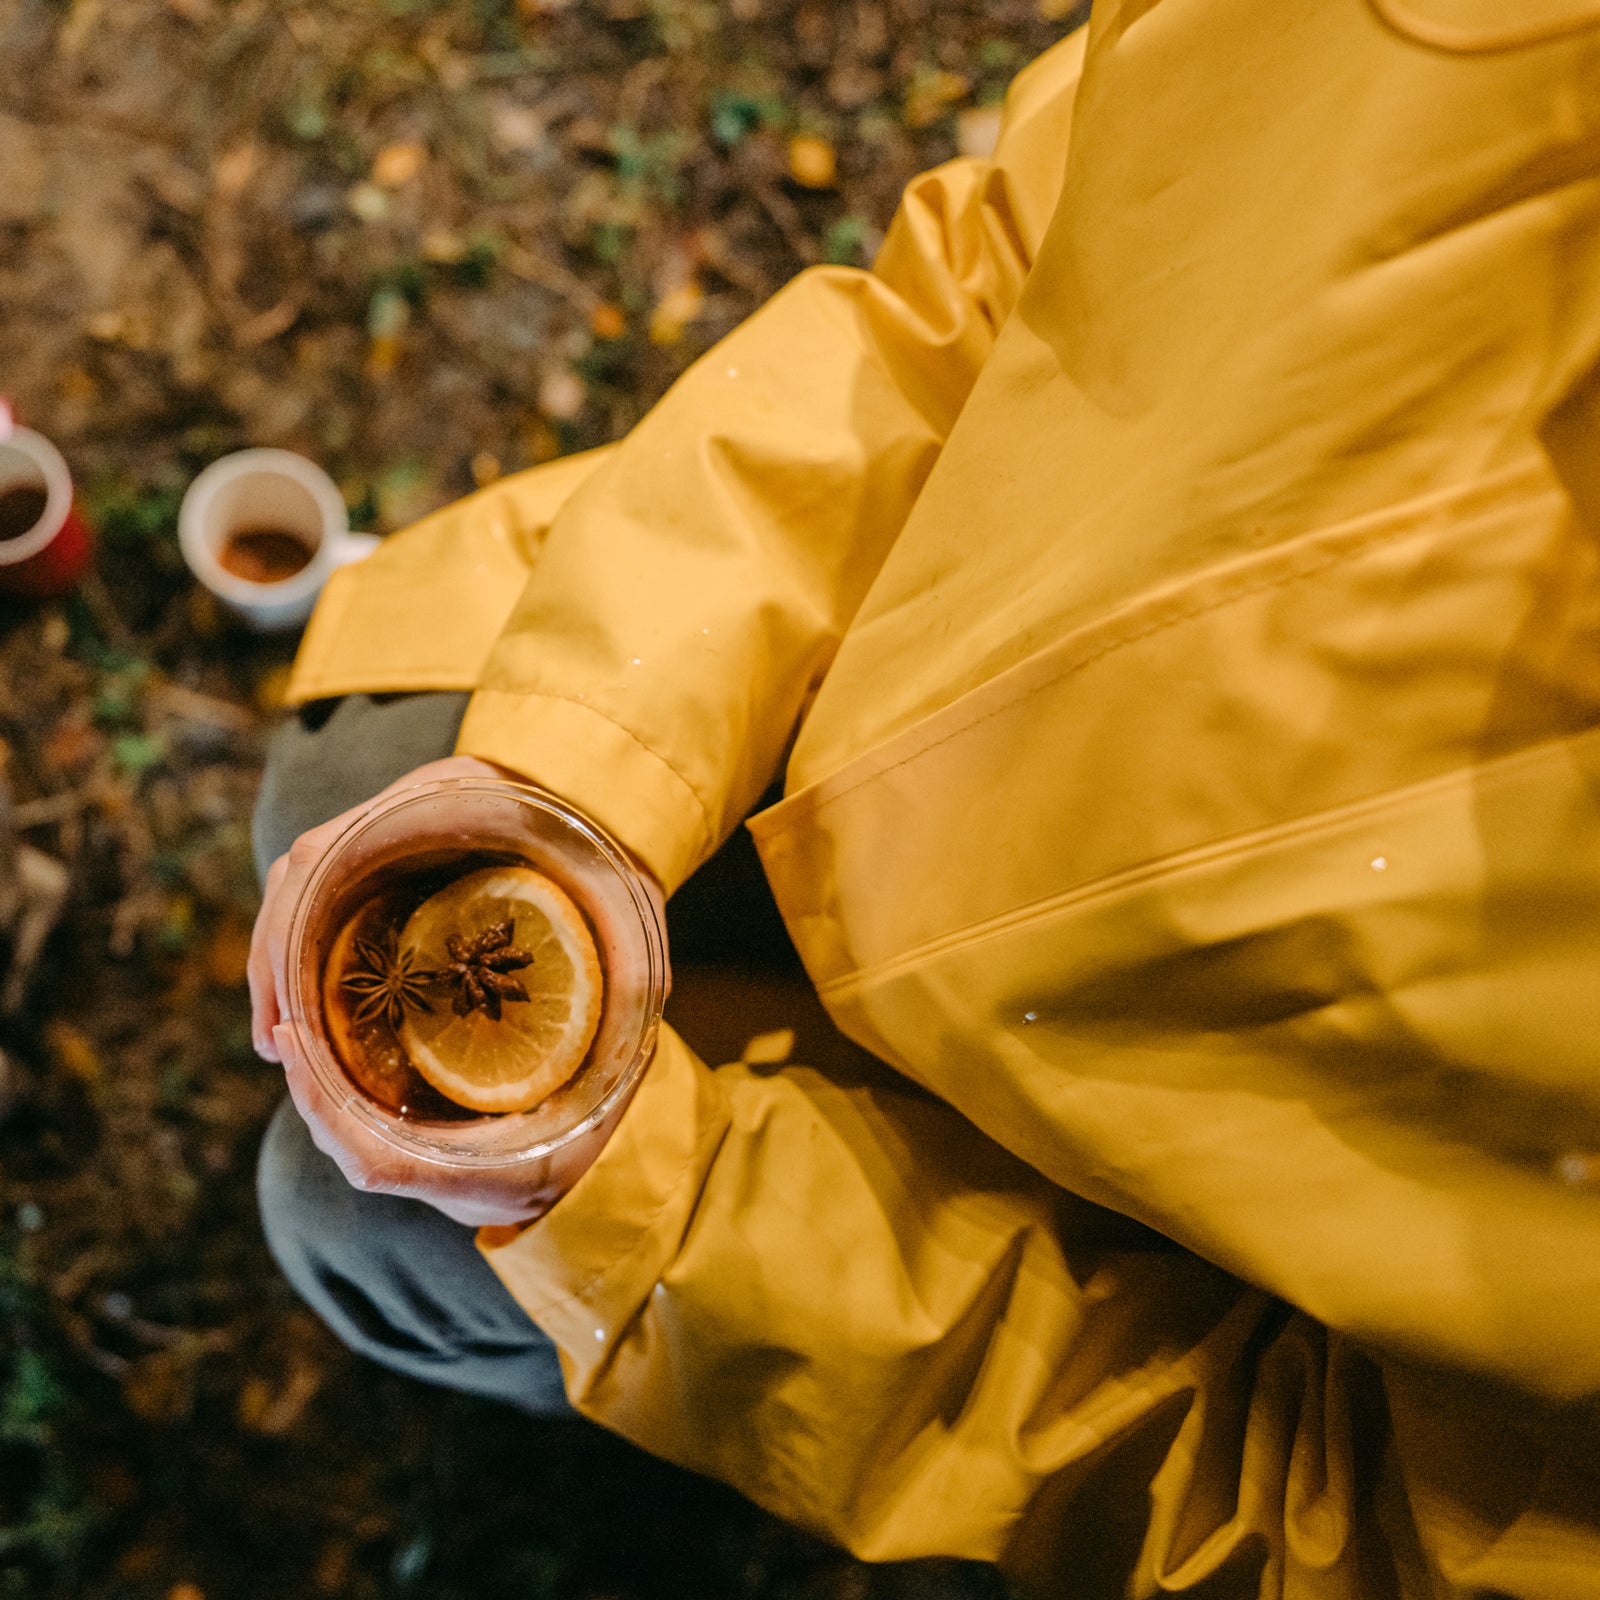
[538,369,586,420]
[904,69,969,130]
[346,182,389,223]
[45,1020,101,1084]
[371,142,425,188]
[213,142,258,197]
[590,301,627,340]
[788,133,837,188]
[421,229,468,264]
[205,918,253,988]
[957,105,1003,160]
[254,663,293,714]
[649,280,704,346]
[367,333,401,379]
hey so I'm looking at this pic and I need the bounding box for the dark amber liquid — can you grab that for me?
[219,525,314,583]
[320,849,526,1123]
[0,484,49,543]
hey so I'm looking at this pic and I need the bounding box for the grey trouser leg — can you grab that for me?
[252,693,572,1417]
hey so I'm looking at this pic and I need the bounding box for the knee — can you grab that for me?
[250,691,472,887]
[252,706,339,887]
[256,1096,340,1299]
[255,1096,424,1358]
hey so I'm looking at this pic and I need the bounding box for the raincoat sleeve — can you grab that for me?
[478,1023,1263,1570]
[452,28,1087,891]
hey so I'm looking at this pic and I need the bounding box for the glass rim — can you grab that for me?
[284,776,666,1168]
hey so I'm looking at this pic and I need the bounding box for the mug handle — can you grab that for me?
[328,530,381,569]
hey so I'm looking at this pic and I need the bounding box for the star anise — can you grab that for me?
[340,935,439,1031]
[444,919,534,1021]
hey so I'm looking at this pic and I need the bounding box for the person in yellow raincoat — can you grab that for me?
[249,1,1600,1593]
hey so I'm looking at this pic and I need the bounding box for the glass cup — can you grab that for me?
[285,778,667,1167]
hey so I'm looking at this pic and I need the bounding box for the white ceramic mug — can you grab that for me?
[178,449,378,631]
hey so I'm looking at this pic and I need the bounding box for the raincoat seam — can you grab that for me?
[782,474,1556,826]
[815,721,1600,998]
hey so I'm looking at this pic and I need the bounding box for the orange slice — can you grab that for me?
[321,896,420,1113]
[396,866,603,1114]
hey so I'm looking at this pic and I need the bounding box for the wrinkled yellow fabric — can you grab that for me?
[287,3,1600,1594]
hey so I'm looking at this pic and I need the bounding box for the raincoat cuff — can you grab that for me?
[474,1026,723,1380]
[455,689,711,892]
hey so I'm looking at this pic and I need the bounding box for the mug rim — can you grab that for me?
[0,427,73,567]
[178,447,349,608]
[284,777,668,1168]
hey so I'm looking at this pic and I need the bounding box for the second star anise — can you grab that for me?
[444,919,534,1020]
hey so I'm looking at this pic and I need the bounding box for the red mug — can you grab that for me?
[0,400,93,598]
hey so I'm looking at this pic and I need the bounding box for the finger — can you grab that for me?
[266,827,327,1025]
[249,854,290,1059]
[277,1024,421,1198]
[277,1023,383,1189]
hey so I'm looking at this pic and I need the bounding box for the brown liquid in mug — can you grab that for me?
[218,525,314,584]
[0,484,49,544]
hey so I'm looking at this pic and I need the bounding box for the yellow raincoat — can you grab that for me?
[287,2,1600,1592]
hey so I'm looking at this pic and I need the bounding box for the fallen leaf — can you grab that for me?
[213,142,259,198]
[116,1547,162,1581]
[45,1020,102,1084]
[371,142,425,188]
[57,0,103,56]
[112,732,166,774]
[346,182,389,223]
[205,918,253,989]
[538,369,586,420]
[649,279,704,345]
[58,364,98,403]
[314,1540,353,1596]
[489,102,544,154]
[525,418,562,462]
[236,1357,323,1435]
[589,301,627,340]
[421,229,468,264]
[957,105,1003,160]
[787,133,837,188]
[903,68,969,130]
[366,286,409,339]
